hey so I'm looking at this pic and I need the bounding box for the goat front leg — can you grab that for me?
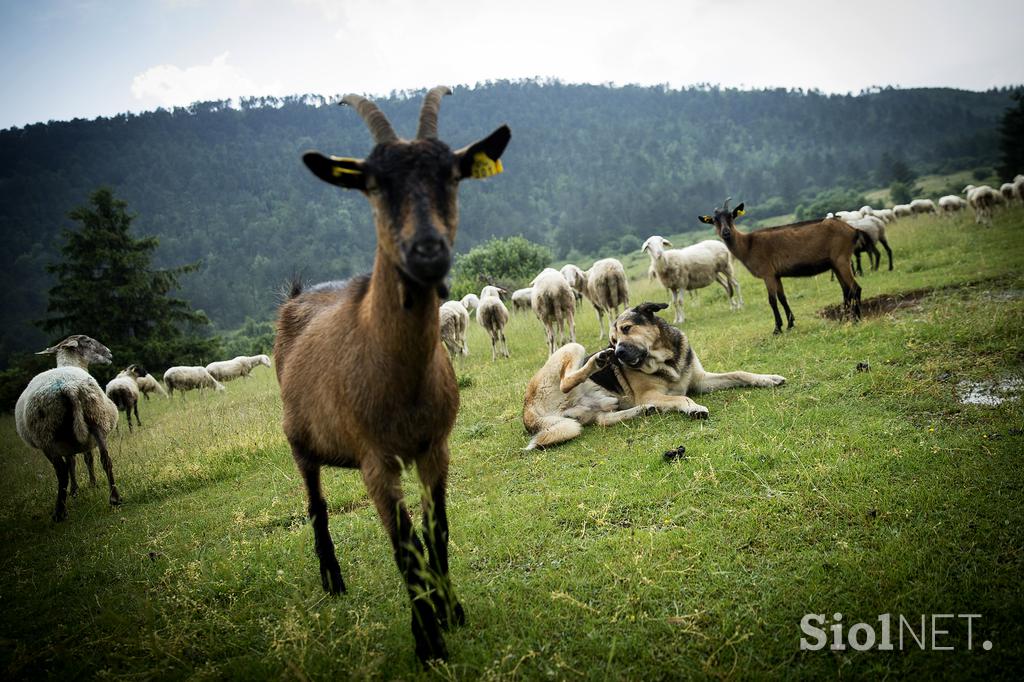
[764,278,785,334]
[294,450,344,594]
[418,447,465,630]
[364,461,447,663]
[774,278,795,329]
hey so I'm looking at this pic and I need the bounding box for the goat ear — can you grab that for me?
[456,124,511,180]
[732,203,745,218]
[698,215,713,224]
[302,152,367,191]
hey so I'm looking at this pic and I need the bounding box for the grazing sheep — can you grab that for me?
[1000,182,1017,204]
[105,364,145,432]
[892,204,913,219]
[277,87,510,662]
[477,288,511,360]
[835,210,863,222]
[938,195,968,216]
[530,268,576,355]
[559,264,587,304]
[14,335,121,521]
[511,287,534,313]
[641,236,741,324]
[479,285,505,300]
[1014,174,1024,202]
[235,354,272,373]
[206,358,248,382]
[163,366,226,395]
[847,216,893,273]
[909,199,938,216]
[584,258,630,340]
[874,208,896,223]
[700,199,861,334]
[459,293,480,313]
[439,300,470,359]
[135,372,168,399]
[963,184,999,225]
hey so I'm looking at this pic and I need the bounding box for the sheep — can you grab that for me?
[511,287,534,313]
[834,210,863,222]
[871,208,896,224]
[1000,182,1017,204]
[105,364,145,432]
[276,87,510,662]
[439,300,470,359]
[459,293,480,313]
[909,199,938,216]
[641,236,741,324]
[480,284,505,300]
[206,358,248,382]
[559,264,587,304]
[135,372,168,399]
[700,199,861,334]
[477,287,511,360]
[963,184,999,225]
[235,354,272,372]
[163,366,226,395]
[938,195,968,216]
[1014,174,1024,202]
[847,216,893,273]
[892,204,913,219]
[583,258,629,340]
[530,267,576,355]
[14,334,121,521]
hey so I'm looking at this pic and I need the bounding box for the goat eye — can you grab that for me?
[621,325,632,334]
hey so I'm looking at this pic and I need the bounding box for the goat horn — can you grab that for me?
[416,86,452,139]
[341,94,398,144]
[722,196,732,212]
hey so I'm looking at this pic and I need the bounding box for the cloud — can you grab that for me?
[130,52,280,107]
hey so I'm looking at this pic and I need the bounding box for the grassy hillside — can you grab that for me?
[1,209,1023,679]
[863,169,1004,206]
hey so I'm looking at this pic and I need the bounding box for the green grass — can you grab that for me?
[2,210,1024,679]
[863,169,1003,205]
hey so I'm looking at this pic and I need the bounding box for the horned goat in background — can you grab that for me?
[275,87,510,663]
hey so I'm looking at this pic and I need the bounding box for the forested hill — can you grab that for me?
[0,80,1016,364]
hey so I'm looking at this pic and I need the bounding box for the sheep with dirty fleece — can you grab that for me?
[641,236,741,324]
[105,364,145,432]
[531,267,576,355]
[584,258,629,340]
[135,372,168,399]
[14,334,122,521]
[439,299,469,359]
[477,286,511,360]
[163,366,226,395]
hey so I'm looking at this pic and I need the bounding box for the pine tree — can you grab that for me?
[997,92,1024,181]
[39,188,219,375]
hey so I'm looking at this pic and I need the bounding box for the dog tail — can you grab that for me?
[524,416,583,450]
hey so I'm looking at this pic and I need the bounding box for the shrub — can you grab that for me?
[450,236,551,299]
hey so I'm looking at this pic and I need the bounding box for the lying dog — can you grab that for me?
[522,302,785,449]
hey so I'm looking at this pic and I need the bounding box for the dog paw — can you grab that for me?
[594,348,615,368]
[641,404,659,416]
[687,405,709,420]
[765,375,786,386]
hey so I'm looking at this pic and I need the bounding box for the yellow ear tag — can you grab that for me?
[471,152,503,179]
[330,156,362,177]
[736,209,745,216]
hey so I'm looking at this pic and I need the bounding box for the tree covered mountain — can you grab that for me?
[0,79,1017,366]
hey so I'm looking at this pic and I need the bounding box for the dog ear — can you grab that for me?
[634,302,669,319]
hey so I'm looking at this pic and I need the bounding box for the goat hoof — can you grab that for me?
[772,328,783,336]
[415,634,448,665]
[52,507,68,522]
[440,601,466,630]
[109,489,122,506]
[321,566,346,595]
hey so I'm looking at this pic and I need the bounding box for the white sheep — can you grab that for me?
[892,204,913,219]
[962,184,999,225]
[847,216,893,273]
[439,300,469,359]
[163,366,226,395]
[1014,174,1024,202]
[459,293,480,313]
[105,364,144,432]
[1000,182,1017,204]
[205,358,248,382]
[530,268,576,355]
[871,208,896,223]
[938,195,968,216]
[834,210,863,222]
[511,287,534,313]
[641,236,742,324]
[136,372,168,399]
[583,258,630,339]
[559,264,587,303]
[14,334,122,520]
[234,354,272,372]
[476,287,510,360]
[909,199,937,216]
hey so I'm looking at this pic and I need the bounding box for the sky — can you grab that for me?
[2,0,1023,130]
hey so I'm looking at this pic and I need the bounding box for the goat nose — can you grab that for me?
[412,238,444,259]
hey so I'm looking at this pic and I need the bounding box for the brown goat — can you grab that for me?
[274,87,510,663]
[699,200,861,334]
